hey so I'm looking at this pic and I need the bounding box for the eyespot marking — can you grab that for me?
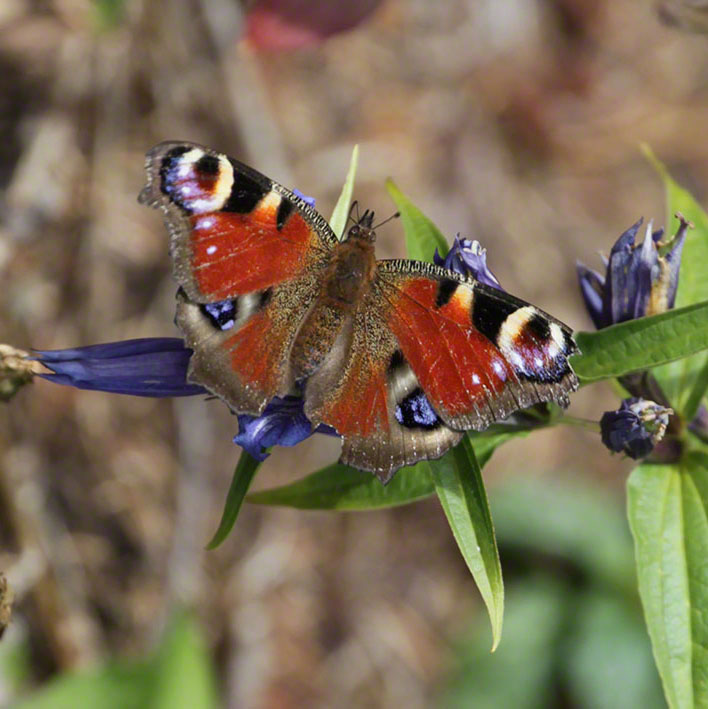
[160,148,234,214]
[395,388,442,430]
[202,299,237,331]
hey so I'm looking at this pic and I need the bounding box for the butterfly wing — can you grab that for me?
[305,260,578,481]
[140,142,336,412]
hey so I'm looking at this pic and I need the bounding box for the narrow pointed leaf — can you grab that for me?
[247,431,522,510]
[329,145,359,239]
[385,179,450,261]
[206,452,261,549]
[430,438,503,651]
[627,454,708,709]
[572,300,708,384]
[643,146,708,416]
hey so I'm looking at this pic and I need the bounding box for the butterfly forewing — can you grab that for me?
[139,141,337,303]
[376,261,578,431]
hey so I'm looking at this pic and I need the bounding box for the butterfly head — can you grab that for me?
[345,205,400,244]
[347,209,377,243]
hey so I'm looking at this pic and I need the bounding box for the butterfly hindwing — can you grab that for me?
[139,141,337,303]
[303,298,464,481]
[176,271,322,414]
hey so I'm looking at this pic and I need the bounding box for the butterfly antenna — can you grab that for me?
[347,200,359,227]
[373,211,400,230]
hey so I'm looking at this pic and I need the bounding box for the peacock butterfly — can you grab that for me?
[139,142,578,482]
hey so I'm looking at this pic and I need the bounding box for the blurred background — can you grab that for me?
[1,0,707,706]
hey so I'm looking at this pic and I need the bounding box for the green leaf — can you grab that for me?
[683,355,708,423]
[643,146,708,313]
[627,454,708,709]
[385,179,450,261]
[206,452,261,549]
[329,145,359,239]
[247,431,522,510]
[248,461,433,510]
[643,146,708,417]
[431,438,503,651]
[571,300,708,384]
[13,663,153,709]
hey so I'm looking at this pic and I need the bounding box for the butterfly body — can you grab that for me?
[140,142,578,481]
[291,217,377,379]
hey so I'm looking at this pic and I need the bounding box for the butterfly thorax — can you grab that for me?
[290,232,377,380]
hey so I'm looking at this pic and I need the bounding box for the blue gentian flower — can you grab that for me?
[434,236,503,290]
[600,397,672,459]
[577,215,689,329]
[35,337,337,462]
[233,395,338,461]
[36,338,206,397]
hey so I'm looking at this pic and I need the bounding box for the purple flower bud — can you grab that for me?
[36,338,206,397]
[233,395,339,461]
[292,189,316,207]
[600,397,672,460]
[577,214,689,329]
[576,262,607,329]
[434,237,503,290]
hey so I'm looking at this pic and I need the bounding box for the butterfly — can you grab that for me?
[139,142,578,482]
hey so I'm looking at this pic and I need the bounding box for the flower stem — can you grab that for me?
[557,415,601,432]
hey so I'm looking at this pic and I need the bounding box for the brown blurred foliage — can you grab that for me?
[0,0,706,705]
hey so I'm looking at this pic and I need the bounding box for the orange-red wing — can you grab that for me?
[187,210,318,300]
[318,355,391,441]
[376,261,578,431]
[385,275,513,425]
[176,273,321,414]
[140,141,337,302]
